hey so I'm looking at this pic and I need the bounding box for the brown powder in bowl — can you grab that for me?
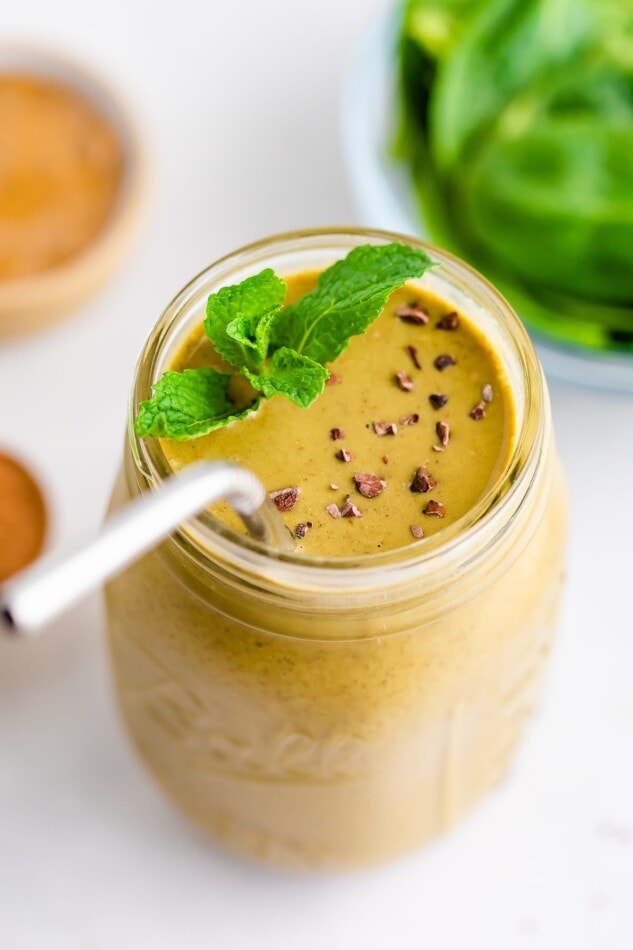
[0,452,47,581]
[0,73,124,280]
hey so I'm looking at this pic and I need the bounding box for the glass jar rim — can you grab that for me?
[127,227,546,590]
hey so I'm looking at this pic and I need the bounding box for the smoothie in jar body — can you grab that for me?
[106,230,568,869]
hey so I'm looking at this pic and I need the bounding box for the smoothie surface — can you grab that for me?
[161,272,516,556]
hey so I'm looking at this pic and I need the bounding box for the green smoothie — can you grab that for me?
[105,234,567,869]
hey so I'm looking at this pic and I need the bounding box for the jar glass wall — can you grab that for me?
[105,229,568,869]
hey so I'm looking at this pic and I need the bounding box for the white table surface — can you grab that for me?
[1,2,632,948]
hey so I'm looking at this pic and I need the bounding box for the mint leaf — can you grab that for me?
[204,268,286,372]
[271,243,434,364]
[244,347,329,408]
[135,368,260,440]
[225,308,278,369]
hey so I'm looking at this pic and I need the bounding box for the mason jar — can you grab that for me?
[105,229,568,870]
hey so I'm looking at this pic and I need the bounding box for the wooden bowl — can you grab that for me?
[0,44,145,336]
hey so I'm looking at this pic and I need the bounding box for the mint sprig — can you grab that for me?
[135,242,433,441]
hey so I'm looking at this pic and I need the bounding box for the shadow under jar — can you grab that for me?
[105,229,568,870]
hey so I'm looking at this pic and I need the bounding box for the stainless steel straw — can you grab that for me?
[0,461,272,638]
